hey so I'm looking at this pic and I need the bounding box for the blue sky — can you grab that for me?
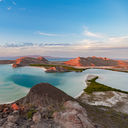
[0,0,128,58]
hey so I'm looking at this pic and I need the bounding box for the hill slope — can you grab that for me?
[12,56,48,68]
[64,56,128,68]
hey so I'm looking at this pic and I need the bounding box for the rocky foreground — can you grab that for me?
[0,82,128,128]
[0,83,94,128]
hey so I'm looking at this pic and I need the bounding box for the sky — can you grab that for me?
[0,0,128,58]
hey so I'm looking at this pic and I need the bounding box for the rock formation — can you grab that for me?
[53,101,94,128]
[12,57,48,68]
[17,83,74,107]
[64,56,128,67]
[45,66,69,73]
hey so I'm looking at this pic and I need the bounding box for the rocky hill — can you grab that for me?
[17,83,74,107]
[0,83,94,128]
[12,57,48,68]
[0,83,128,128]
[64,56,128,68]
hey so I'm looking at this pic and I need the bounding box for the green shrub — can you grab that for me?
[27,109,37,119]
[85,77,128,94]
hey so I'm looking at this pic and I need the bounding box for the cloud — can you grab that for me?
[0,42,72,48]
[108,36,128,43]
[12,1,16,5]
[83,30,103,38]
[0,26,128,58]
[0,0,3,2]
[3,42,34,48]
[78,34,128,51]
[0,43,127,58]
[38,32,60,36]
[7,7,12,10]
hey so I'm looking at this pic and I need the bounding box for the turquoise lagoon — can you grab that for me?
[0,64,128,104]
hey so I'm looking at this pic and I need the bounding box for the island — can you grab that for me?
[4,56,127,73]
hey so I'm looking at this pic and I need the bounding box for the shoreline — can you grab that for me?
[27,65,47,71]
[0,64,128,104]
[75,66,128,73]
[74,90,84,98]
[75,75,97,98]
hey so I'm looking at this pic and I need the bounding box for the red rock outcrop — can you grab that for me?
[11,104,19,110]
[64,57,83,67]
[12,57,48,68]
[64,56,128,67]
[45,66,70,73]
[37,56,48,62]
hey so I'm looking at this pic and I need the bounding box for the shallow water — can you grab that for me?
[0,65,128,104]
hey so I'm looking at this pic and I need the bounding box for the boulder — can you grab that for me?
[53,101,94,128]
[32,112,41,123]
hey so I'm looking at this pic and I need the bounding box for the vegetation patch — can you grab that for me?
[27,109,37,119]
[84,77,128,94]
[105,68,128,73]
[30,64,85,72]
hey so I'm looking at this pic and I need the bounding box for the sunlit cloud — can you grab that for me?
[108,36,128,43]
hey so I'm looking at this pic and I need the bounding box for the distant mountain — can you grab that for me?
[0,55,40,60]
[0,55,73,61]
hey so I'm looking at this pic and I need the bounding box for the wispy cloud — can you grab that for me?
[12,1,16,5]
[7,7,12,10]
[38,32,60,36]
[83,30,104,38]
[0,0,3,2]
[0,42,71,48]
[78,34,128,50]
[108,36,128,43]
[2,42,34,48]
